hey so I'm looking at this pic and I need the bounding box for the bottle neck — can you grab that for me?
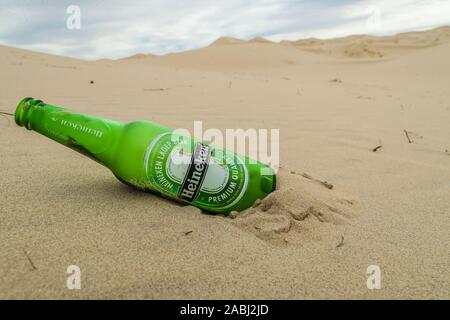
[15,97,123,167]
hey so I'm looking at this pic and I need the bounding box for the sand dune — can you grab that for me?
[248,36,273,44]
[159,42,312,70]
[282,26,450,59]
[208,36,246,46]
[0,27,449,299]
[119,53,158,61]
[119,26,450,70]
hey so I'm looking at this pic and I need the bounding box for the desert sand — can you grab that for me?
[0,27,449,299]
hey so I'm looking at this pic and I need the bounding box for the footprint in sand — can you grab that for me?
[231,169,354,246]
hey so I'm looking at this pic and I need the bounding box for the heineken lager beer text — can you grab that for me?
[14,98,276,213]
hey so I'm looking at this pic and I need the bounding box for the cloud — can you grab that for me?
[0,0,449,60]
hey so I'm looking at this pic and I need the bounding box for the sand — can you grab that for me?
[0,27,449,299]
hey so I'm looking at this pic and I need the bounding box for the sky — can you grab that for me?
[0,0,450,60]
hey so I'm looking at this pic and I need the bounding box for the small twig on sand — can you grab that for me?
[301,172,313,179]
[184,230,193,235]
[0,110,14,116]
[336,235,345,248]
[23,249,37,270]
[404,129,413,144]
[301,173,334,190]
[372,145,383,152]
[144,88,170,91]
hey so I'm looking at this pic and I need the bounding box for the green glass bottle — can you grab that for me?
[14,97,276,213]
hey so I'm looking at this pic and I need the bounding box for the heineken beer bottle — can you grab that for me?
[14,97,276,213]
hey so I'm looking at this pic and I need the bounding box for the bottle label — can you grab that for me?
[144,132,248,211]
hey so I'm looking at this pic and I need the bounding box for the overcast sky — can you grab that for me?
[1,0,449,60]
